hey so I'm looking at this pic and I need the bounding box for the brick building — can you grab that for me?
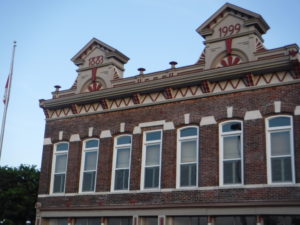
[36,3,300,225]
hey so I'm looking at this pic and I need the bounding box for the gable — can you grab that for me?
[197,3,269,42]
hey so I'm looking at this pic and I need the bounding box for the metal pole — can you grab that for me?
[0,41,17,161]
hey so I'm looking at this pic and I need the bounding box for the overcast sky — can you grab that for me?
[0,0,299,167]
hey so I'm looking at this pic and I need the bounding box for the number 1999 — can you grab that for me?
[219,23,241,37]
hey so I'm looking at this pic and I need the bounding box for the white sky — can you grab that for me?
[0,0,299,167]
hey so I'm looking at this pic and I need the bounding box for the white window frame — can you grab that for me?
[79,138,99,193]
[111,134,132,192]
[176,126,199,188]
[219,120,244,186]
[266,115,295,184]
[141,129,163,190]
[50,142,69,194]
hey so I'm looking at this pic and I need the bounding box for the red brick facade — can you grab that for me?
[36,3,300,225]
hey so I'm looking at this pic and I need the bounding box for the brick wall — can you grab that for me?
[38,83,300,208]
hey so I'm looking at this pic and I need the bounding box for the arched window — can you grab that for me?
[111,135,132,191]
[266,116,295,184]
[80,139,99,192]
[177,126,199,188]
[219,121,243,185]
[141,130,162,189]
[51,142,69,193]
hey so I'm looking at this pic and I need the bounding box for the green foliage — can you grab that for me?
[0,165,39,225]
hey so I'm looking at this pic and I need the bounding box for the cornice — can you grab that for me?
[41,55,294,110]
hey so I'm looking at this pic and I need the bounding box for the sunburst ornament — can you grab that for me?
[217,55,242,68]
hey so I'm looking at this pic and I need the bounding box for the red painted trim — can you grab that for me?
[225,38,233,55]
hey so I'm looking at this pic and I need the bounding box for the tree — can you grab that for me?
[0,165,39,225]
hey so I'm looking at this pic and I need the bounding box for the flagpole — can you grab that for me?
[0,41,17,161]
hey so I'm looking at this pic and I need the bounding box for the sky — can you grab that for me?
[0,0,299,168]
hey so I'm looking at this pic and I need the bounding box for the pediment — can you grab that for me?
[71,38,129,67]
[196,3,269,41]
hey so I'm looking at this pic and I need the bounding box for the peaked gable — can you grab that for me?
[196,3,269,41]
[71,38,129,66]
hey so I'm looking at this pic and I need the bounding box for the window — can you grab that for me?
[108,217,132,225]
[80,139,99,192]
[75,219,100,225]
[51,142,69,193]
[215,216,256,225]
[177,126,199,188]
[266,116,295,184]
[263,216,300,225]
[49,219,68,225]
[172,216,207,225]
[112,135,132,191]
[140,217,158,225]
[141,130,162,189]
[219,121,243,185]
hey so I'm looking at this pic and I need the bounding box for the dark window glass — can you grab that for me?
[180,127,198,137]
[215,216,256,225]
[53,174,65,193]
[180,164,196,186]
[56,143,69,151]
[108,217,132,225]
[142,217,157,225]
[173,216,208,225]
[269,117,291,127]
[264,216,300,225]
[50,219,68,225]
[82,171,96,191]
[222,122,241,132]
[75,218,100,225]
[223,160,241,184]
[271,157,292,182]
[145,167,159,188]
[117,136,131,145]
[146,131,161,141]
[115,169,129,190]
[86,139,99,148]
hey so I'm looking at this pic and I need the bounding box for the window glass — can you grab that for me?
[116,148,130,168]
[269,116,291,127]
[271,131,291,156]
[271,157,292,182]
[267,116,294,183]
[53,174,65,193]
[49,219,68,225]
[146,131,161,141]
[173,216,208,225]
[82,171,96,191]
[84,151,97,170]
[263,216,300,225]
[223,136,241,159]
[52,142,69,193]
[108,217,132,225]
[86,139,99,148]
[115,169,129,190]
[222,122,241,132]
[113,135,131,191]
[180,164,196,186]
[142,217,157,225]
[181,141,197,163]
[117,136,131,145]
[224,160,241,184]
[180,127,197,137]
[75,219,101,225]
[215,216,256,225]
[145,167,159,188]
[56,143,69,151]
[146,145,160,166]
[55,154,67,173]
